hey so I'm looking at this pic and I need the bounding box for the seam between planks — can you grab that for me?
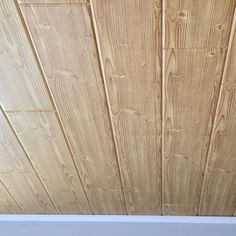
[231,7,236,217]
[0,174,25,213]
[161,0,166,216]
[14,0,95,214]
[0,106,59,214]
[153,0,163,216]
[197,2,236,216]
[88,0,129,214]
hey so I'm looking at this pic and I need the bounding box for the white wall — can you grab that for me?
[0,215,236,236]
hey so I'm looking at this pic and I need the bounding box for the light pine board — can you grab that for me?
[164,0,236,48]
[163,0,236,215]
[0,0,52,111]
[163,48,226,215]
[0,181,22,214]
[0,0,91,214]
[0,0,236,216]
[199,12,236,216]
[91,0,162,214]
[20,3,126,214]
[0,108,56,213]
[7,111,91,214]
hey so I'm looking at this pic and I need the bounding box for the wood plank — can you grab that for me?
[7,111,92,214]
[20,4,126,214]
[163,48,226,215]
[91,0,162,214]
[0,181,22,213]
[0,0,91,214]
[199,12,236,216]
[0,0,52,110]
[164,0,235,48]
[163,0,236,215]
[0,108,57,213]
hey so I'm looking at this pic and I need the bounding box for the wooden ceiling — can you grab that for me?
[0,0,236,216]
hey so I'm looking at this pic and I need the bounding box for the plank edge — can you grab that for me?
[197,2,236,216]
[89,0,129,214]
[15,0,93,213]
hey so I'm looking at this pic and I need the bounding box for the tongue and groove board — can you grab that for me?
[163,48,226,215]
[7,111,92,214]
[0,0,91,214]
[1,0,236,216]
[0,181,22,214]
[199,13,236,216]
[164,0,235,49]
[163,0,236,215]
[19,3,127,214]
[90,0,162,214]
[0,0,52,111]
[0,108,56,213]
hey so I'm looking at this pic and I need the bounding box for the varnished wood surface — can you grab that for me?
[20,4,126,214]
[0,0,236,215]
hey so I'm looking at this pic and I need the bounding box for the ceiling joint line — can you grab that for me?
[161,0,166,216]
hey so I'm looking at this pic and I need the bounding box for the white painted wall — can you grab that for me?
[0,215,236,236]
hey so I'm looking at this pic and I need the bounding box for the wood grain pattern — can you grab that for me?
[199,12,236,216]
[20,4,126,214]
[163,48,226,215]
[0,0,236,216]
[0,108,57,213]
[91,0,162,214]
[0,181,22,213]
[7,111,91,214]
[18,0,88,4]
[163,0,236,215]
[164,0,235,48]
[0,0,91,214]
[0,0,52,111]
